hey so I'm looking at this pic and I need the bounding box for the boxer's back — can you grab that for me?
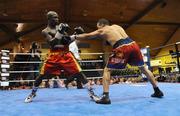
[100,24,129,46]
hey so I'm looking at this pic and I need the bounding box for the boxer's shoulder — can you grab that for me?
[42,27,49,34]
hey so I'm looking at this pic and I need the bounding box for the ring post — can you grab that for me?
[0,50,10,87]
[175,43,180,73]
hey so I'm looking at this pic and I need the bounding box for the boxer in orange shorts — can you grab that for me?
[41,48,81,77]
[25,11,94,103]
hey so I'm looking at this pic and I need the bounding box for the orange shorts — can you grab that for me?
[40,49,81,76]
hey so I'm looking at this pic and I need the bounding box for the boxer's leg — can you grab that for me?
[95,67,111,104]
[24,74,54,103]
[139,66,164,98]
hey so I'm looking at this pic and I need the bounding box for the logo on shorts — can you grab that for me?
[110,58,125,64]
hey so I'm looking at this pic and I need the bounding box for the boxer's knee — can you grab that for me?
[139,65,148,74]
[72,72,88,85]
[34,75,44,87]
[103,68,111,81]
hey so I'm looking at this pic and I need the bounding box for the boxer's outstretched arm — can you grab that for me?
[76,29,102,40]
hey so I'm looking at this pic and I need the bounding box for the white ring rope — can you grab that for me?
[0,52,105,55]
[7,72,179,84]
[0,76,104,83]
[79,60,103,63]
[10,61,42,64]
[8,68,139,73]
[10,60,104,64]
[80,53,104,55]
[9,71,39,73]
[9,69,104,73]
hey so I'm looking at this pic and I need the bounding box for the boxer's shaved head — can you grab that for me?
[97,18,110,29]
[47,11,58,20]
[46,11,59,26]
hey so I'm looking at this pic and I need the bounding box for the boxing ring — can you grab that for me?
[0,42,180,116]
[0,83,180,116]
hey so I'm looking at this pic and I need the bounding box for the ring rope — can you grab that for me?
[0,52,105,55]
[9,69,103,73]
[151,41,180,51]
[9,71,39,73]
[10,60,104,64]
[0,76,104,83]
[1,75,142,83]
[8,68,139,73]
[10,61,42,64]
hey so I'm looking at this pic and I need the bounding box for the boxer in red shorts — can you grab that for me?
[25,11,94,103]
[73,18,164,104]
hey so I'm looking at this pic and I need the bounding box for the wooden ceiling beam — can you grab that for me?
[0,24,45,46]
[70,21,180,26]
[135,21,180,26]
[123,0,164,29]
[0,19,46,23]
[16,24,46,38]
[0,24,17,41]
[153,26,180,55]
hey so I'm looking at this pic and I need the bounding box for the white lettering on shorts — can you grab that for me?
[110,58,125,64]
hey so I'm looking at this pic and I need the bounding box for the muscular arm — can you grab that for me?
[41,30,62,41]
[76,29,102,40]
[42,30,64,48]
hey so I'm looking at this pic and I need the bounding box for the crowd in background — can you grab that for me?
[6,73,180,90]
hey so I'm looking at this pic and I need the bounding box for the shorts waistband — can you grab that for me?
[49,49,69,55]
[113,37,134,49]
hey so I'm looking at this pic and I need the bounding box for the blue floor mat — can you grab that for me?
[0,83,180,116]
